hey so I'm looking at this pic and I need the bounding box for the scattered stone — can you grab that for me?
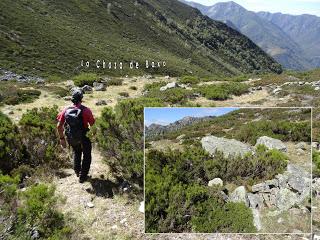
[255,136,287,152]
[111,225,118,230]
[160,82,177,91]
[272,87,282,94]
[164,75,170,79]
[230,186,248,206]
[201,136,253,158]
[93,82,106,91]
[139,201,144,213]
[296,142,307,150]
[208,178,223,187]
[31,228,40,239]
[35,79,45,85]
[86,202,94,208]
[96,100,107,106]
[81,85,93,93]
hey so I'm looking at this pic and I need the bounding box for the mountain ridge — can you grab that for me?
[181,0,320,70]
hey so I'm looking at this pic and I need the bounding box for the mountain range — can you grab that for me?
[145,116,215,140]
[181,0,320,70]
[0,0,282,77]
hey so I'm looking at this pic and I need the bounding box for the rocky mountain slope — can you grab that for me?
[182,0,320,70]
[0,0,281,77]
[145,116,215,140]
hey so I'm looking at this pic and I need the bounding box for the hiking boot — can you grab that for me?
[75,172,80,177]
[79,175,88,183]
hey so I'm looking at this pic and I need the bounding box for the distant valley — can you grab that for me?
[181,0,320,70]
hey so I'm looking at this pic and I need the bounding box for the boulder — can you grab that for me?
[229,186,248,206]
[81,85,93,93]
[287,165,310,193]
[93,82,106,91]
[208,178,223,187]
[275,188,298,211]
[255,136,287,152]
[160,82,177,91]
[201,136,253,158]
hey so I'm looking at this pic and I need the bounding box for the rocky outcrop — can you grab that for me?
[201,136,253,158]
[248,164,310,211]
[255,136,287,152]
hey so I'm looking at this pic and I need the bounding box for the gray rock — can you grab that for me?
[255,136,287,152]
[63,96,72,101]
[251,209,262,231]
[201,136,253,158]
[275,174,289,189]
[296,142,307,150]
[265,179,278,188]
[229,186,248,206]
[81,85,93,93]
[208,178,223,187]
[160,82,177,91]
[313,178,320,196]
[275,188,298,211]
[96,100,107,106]
[252,182,270,193]
[93,82,106,91]
[247,193,263,209]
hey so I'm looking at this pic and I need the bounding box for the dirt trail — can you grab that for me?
[54,148,144,240]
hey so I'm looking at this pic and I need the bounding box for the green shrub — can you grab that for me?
[0,84,41,105]
[179,76,200,84]
[0,174,72,239]
[73,73,98,87]
[0,112,26,173]
[233,120,311,145]
[105,78,123,86]
[197,82,249,100]
[118,92,129,97]
[92,98,164,188]
[145,147,257,233]
[19,106,69,169]
[313,150,320,177]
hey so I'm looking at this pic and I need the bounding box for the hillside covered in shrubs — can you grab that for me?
[145,108,312,233]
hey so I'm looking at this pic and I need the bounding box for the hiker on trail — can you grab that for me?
[57,88,95,183]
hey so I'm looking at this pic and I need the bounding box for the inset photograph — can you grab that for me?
[144,107,312,233]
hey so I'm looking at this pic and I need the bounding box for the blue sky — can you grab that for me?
[188,0,320,16]
[144,107,238,126]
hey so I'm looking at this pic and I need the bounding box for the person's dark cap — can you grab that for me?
[71,88,83,103]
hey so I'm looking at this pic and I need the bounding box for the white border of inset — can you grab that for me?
[143,106,313,236]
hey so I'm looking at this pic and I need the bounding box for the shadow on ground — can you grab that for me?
[87,177,120,198]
